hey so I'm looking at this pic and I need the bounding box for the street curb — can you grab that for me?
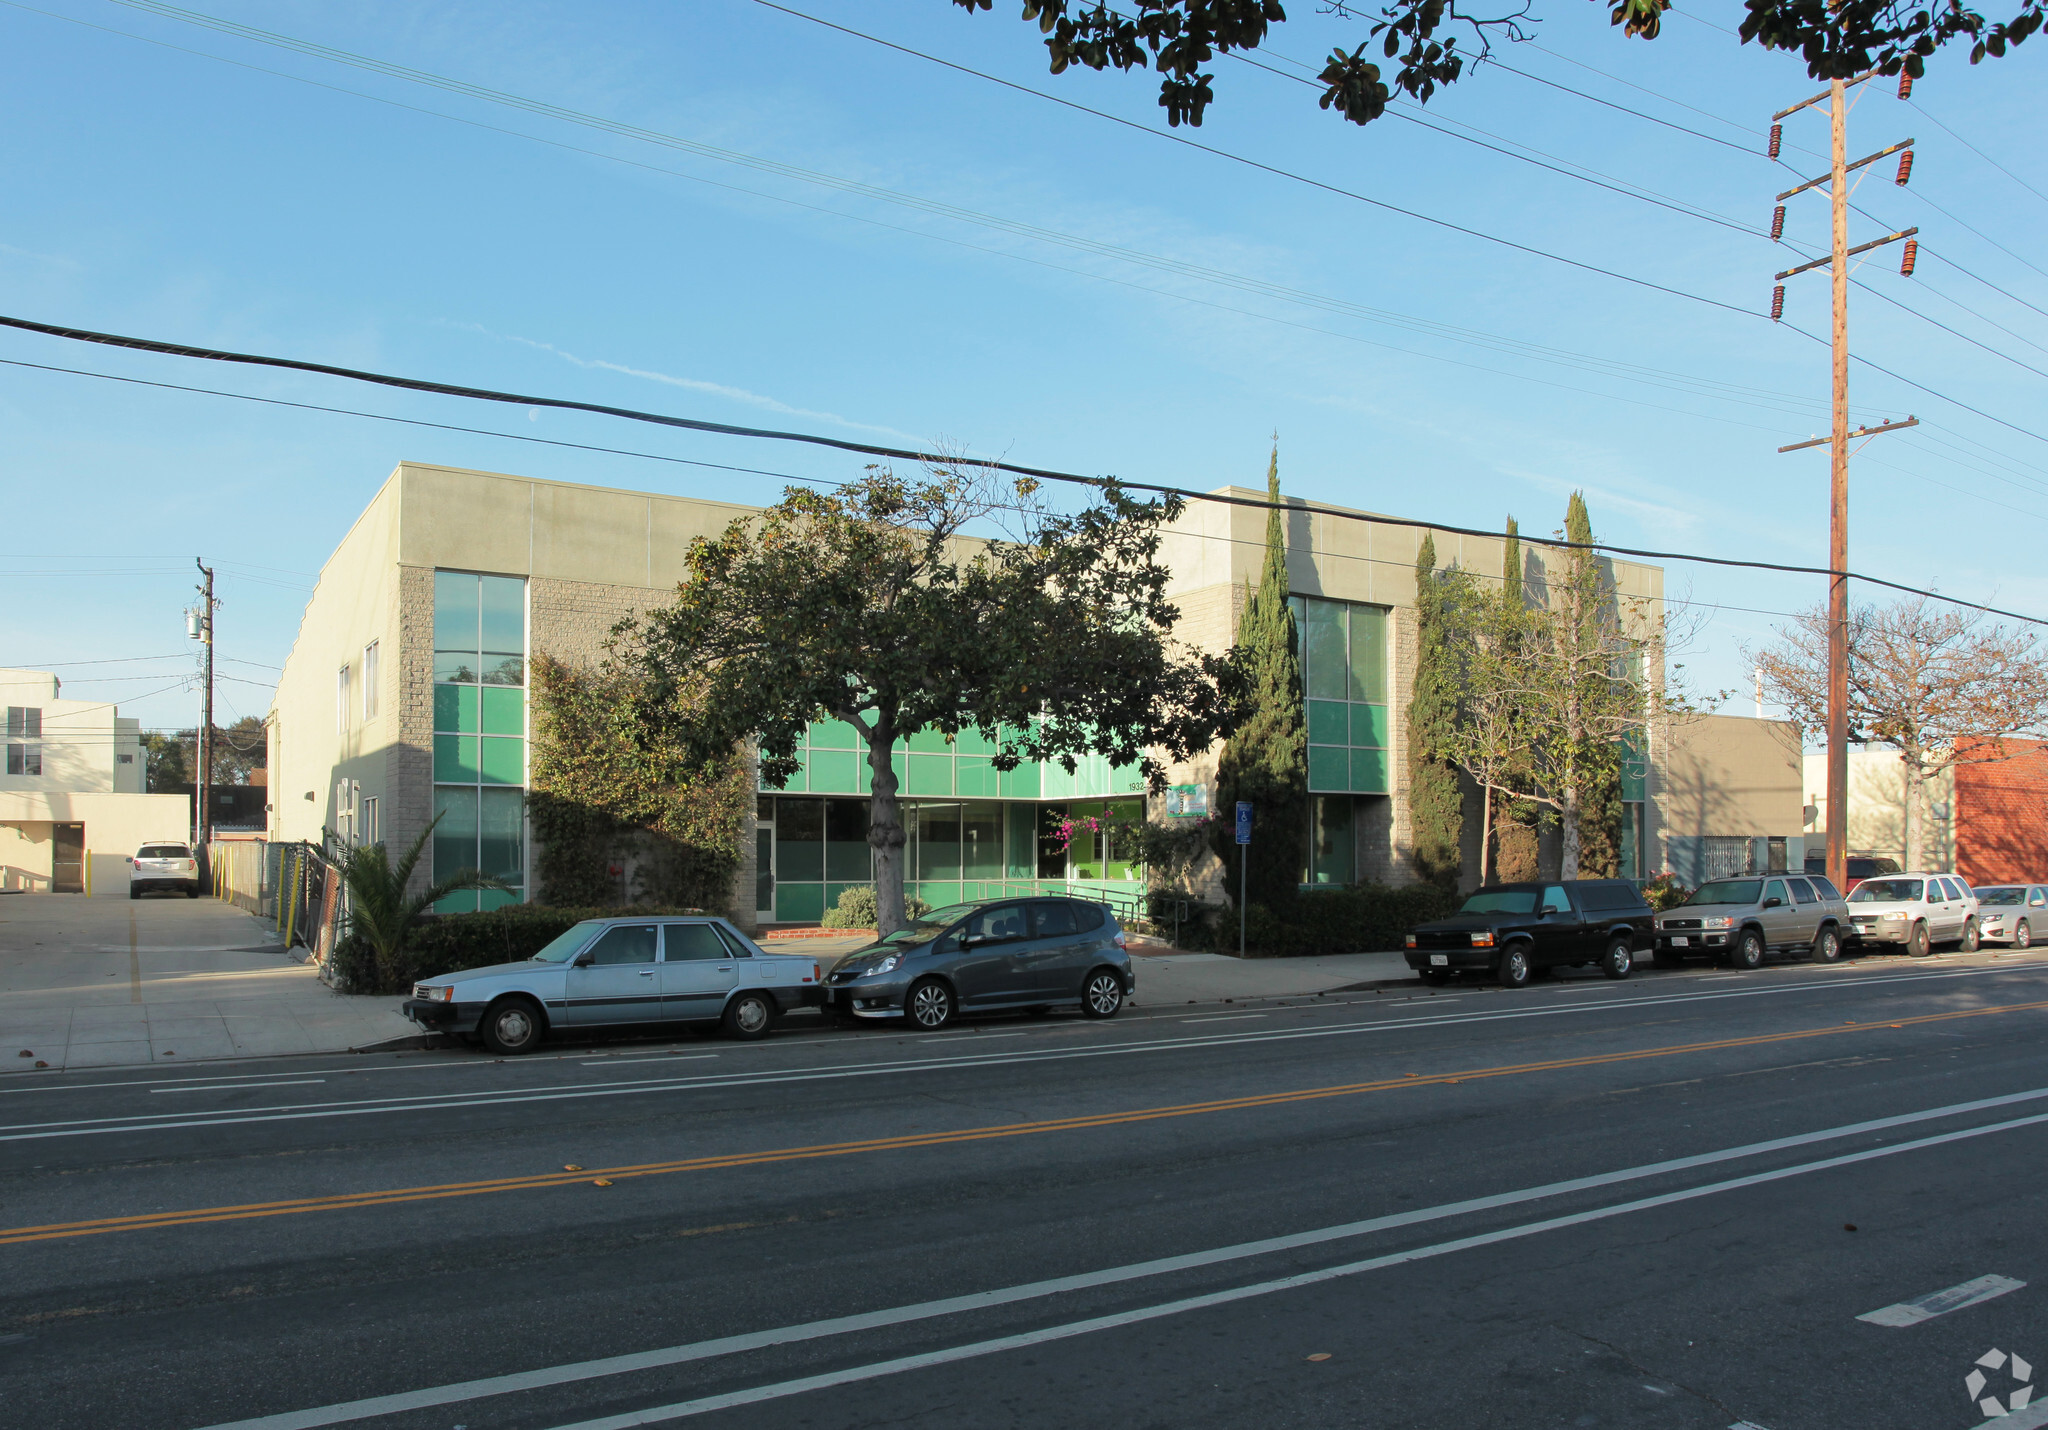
[350,1032,456,1054]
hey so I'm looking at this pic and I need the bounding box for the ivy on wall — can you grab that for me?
[526,653,749,911]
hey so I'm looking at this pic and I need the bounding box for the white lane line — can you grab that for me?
[581,1057,719,1067]
[1177,1014,1266,1023]
[150,1081,327,1094]
[183,1086,2048,1430]
[12,964,2048,1141]
[531,1107,2048,1429]
[1857,1274,2026,1326]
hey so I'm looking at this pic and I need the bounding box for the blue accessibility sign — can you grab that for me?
[1235,801,1253,845]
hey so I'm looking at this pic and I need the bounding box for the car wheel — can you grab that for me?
[905,978,955,1031]
[1419,968,1452,986]
[1907,921,1931,957]
[481,997,545,1055]
[722,990,776,1040]
[1730,930,1765,971]
[2016,920,2033,950]
[187,886,201,899]
[1600,938,1633,980]
[1080,969,1125,1018]
[1811,927,1842,963]
[1496,944,1531,988]
[1958,918,1981,953]
[128,887,139,900]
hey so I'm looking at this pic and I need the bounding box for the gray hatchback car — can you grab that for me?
[822,896,1135,1030]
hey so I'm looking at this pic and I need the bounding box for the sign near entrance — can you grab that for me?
[1164,784,1211,819]
[1235,801,1253,845]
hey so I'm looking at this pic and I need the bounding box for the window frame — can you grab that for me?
[362,640,380,720]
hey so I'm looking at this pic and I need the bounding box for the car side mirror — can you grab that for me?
[1764,897,1783,908]
[960,933,987,947]
[572,951,595,967]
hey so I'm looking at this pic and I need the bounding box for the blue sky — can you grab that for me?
[2,0,2044,739]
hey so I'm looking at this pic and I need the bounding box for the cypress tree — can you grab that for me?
[1209,447,1309,915]
[1564,493,1625,876]
[1406,532,1463,889]
[1492,517,1543,883]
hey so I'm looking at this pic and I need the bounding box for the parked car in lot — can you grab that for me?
[1804,853,1901,892]
[128,843,200,899]
[1653,873,1850,969]
[822,896,1133,1030]
[403,915,824,1053]
[1845,873,1980,956]
[1403,880,1652,987]
[1968,884,2046,948]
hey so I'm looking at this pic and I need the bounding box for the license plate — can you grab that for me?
[1428,954,1448,966]
[1668,935,1689,947]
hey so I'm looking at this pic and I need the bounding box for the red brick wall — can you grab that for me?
[1956,738,2048,885]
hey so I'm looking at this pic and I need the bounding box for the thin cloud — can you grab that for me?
[449,321,923,444]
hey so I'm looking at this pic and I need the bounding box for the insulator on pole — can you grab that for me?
[1770,205,1786,241]
[1895,149,1914,186]
[1771,284,1785,321]
[1898,71,1914,100]
[1900,239,1918,277]
[1768,123,1783,159]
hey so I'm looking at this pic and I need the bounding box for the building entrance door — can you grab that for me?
[52,823,84,893]
[755,816,776,924]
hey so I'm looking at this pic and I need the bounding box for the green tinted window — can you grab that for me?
[1348,605,1386,703]
[1304,600,1348,701]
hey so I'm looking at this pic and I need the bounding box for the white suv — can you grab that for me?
[129,843,200,899]
[1845,872,1979,956]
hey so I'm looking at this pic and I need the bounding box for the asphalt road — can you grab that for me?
[5,953,2048,1430]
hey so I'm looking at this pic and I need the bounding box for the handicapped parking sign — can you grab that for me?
[1235,801,1252,845]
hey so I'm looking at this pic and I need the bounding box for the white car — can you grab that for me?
[1845,872,1979,956]
[128,842,200,899]
[1970,885,2047,948]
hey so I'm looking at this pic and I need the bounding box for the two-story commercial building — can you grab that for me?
[0,668,190,892]
[268,461,1685,928]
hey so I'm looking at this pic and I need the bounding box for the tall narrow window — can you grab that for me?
[432,571,528,910]
[361,641,380,720]
[361,795,380,847]
[336,664,352,733]
[6,707,43,777]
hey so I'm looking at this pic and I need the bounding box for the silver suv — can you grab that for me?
[1847,873,1980,955]
[1654,873,1851,969]
[129,843,200,899]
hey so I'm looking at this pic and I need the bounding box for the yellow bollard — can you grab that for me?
[84,850,92,898]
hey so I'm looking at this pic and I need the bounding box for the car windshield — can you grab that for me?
[1975,887,2026,905]
[877,903,981,948]
[1459,890,1537,914]
[137,845,190,859]
[1686,879,1761,906]
[1850,878,1924,903]
[531,921,606,962]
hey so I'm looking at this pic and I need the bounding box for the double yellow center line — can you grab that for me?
[5,997,2042,1247]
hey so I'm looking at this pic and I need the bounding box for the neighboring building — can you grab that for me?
[1662,713,1807,885]
[0,668,190,893]
[1802,747,1956,873]
[269,462,1674,927]
[1954,737,2048,885]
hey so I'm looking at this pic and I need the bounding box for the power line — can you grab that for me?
[1485,59,1764,157]
[748,0,1760,318]
[1908,98,2048,210]
[7,1,1845,436]
[3,309,2041,627]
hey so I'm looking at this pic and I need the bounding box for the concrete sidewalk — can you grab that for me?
[0,894,417,1071]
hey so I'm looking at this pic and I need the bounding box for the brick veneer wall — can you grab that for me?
[1956,739,2048,885]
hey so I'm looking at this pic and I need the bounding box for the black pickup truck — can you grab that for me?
[1403,879,1655,987]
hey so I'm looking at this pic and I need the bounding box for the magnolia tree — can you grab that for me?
[1755,596,2048,870]
[624,462,1239,935]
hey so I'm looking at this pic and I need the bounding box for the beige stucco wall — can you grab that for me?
[0,668,146,797]
[0,791,192,893]
[1665,714,1803,842]
[1801,748,1955,871]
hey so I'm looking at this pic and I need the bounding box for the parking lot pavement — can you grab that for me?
[0,894,416,1072]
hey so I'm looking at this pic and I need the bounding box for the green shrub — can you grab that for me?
[366,903,706,995]
[1210,882,1462,957]
[820,885,929,929]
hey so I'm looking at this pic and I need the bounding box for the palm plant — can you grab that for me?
[337,811,507,990]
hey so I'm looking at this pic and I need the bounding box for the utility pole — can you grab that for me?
[1768,70,1920,894]
[192,559,216,855]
